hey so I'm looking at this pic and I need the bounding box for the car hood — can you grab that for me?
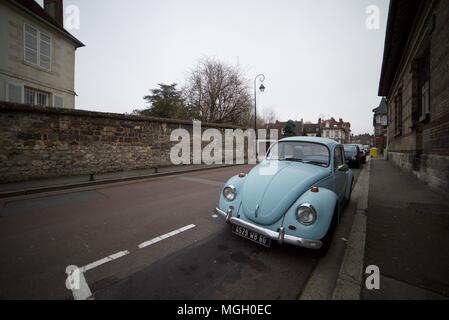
[241,161,330,225]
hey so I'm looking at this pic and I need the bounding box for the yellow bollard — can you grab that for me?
[370,147,378,158]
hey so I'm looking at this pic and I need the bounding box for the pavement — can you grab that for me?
[362,159,449,299]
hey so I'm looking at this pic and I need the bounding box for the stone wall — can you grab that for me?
[0,102,245,183]
[385,1,449,195]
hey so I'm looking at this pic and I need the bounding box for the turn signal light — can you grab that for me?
[311,186,319,193]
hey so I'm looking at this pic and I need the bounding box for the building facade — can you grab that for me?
[351,133,373,146]
[372,97,388,152]
[378,0,449,193]
[0,0,84,109]
[320,118,351,144]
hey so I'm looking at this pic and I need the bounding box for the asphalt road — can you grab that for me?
[0,165,360,300]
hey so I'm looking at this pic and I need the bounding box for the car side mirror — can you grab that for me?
[337,164,349,172]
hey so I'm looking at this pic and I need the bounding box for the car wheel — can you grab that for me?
[318,205,338,255]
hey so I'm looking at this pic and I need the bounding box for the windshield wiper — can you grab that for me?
[279,158,304,163]
[303,160,327,167]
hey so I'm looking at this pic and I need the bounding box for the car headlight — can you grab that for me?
[223,185,236,201]
[296,204,317,226]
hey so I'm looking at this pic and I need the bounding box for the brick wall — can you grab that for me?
[0,102,245,183]
[386,1,449,194]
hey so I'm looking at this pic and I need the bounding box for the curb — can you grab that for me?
[0,164,245,199]
[332,160,370,300]
[299,160,371,300]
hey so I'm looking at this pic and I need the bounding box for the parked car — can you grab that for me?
[356,144,367,164]
[343,144,363,168]
[215,137,354,252]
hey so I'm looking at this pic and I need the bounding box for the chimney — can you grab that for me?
[44,0,64,26]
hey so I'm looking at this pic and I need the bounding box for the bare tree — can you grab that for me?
[183,58,252,126]
[261,107,278,125]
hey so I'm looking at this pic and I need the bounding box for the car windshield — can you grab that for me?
[344,145,357,152]
[266,141,329,167]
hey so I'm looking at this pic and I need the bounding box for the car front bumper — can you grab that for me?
[214,208,322,250]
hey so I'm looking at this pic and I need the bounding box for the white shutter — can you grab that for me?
[24,24,38,65]
[7,83,24,103]
[39,32,51,70]
[54,95,64,108]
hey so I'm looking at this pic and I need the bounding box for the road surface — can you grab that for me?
[0,165,360,299]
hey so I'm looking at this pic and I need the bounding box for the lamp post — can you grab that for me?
[254,74,266,141]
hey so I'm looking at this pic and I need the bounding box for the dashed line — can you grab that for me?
[66,224,197,300]
[80,250,130,273]
[138,224,196,249]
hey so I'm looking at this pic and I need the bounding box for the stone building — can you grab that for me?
[378,0,449,193]
[266,120,304,138]
[0,0,84,109]
[302,122,321,137]
[372,97,388,152]
[320,118,351,144]
[351,134,373,146]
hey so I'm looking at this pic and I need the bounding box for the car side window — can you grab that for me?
[334,147,343,169]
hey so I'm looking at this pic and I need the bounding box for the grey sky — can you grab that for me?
[41,0,389,135]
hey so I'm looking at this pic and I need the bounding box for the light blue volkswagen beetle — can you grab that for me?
[215,137,354,251]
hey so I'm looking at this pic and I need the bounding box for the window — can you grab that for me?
[395,89,403,136]
[6,83,24,103]
[381,115,388,126]
[24,24,51,70]
[267,141,330,167]
[24,87,50,106]
[418,50,430,121]
[334,147,344,169]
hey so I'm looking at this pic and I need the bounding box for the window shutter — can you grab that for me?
[24,24,38,65]
[54,95,64,108]
[39,32,51,70]
[7,83,23,103]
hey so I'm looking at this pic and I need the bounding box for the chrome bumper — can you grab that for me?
[214,208,322,250]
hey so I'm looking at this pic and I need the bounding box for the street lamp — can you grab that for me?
[254,74,266,141]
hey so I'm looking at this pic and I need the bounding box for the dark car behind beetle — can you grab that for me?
[344,144,363,168]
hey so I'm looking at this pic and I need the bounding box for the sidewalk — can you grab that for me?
[0,163,241,198]
[363,159,449,299]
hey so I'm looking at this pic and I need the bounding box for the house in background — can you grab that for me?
[266,120,304,138]
[351,133,373,146]
[320,118,351,144]
[302,122,321,137]
[378,0,449,193]
[0,0,84,109]
[372,97,388,152]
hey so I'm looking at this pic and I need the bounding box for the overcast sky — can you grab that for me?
[40,0,389,135]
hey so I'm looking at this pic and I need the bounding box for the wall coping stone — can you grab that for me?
[0,102,244,130]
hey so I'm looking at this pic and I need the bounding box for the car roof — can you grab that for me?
[278,136,339,147]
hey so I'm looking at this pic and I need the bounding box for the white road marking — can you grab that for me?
[71,270,92,300]
[138,224,196,249]
[65,224,196,299]
[80,250,130,273]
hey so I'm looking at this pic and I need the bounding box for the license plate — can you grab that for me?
[232,225,271,247]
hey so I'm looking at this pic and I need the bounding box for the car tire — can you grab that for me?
[318,205,338,255]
